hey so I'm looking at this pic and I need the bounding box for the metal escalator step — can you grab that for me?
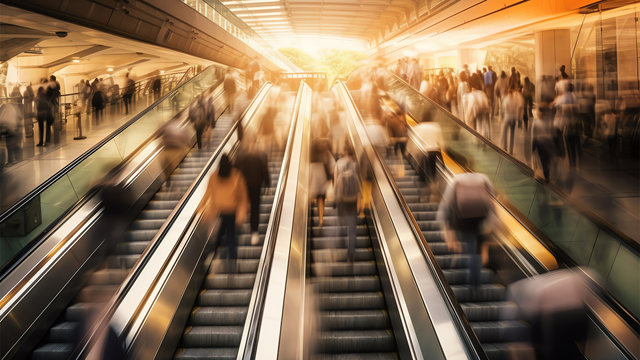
[66,303,104,322]
[76,285,118,303]
[320,310,391,330]
[169,174,199,181]
[395,181,419,188]
[482,342,534,360]
[312,353,398,360]
[311,236,371,249]
[174,347,237,360]
[461,302,519,321]
[410,211,437,221]
[153,192,186,201]
[422,231,444,242]
[416,220,440,231]
[259,204,273,213]
[146,200,179,210]
[435,255,472,268]
[407,203,439,212]
[319,292,386,310]
[138,209,173,219]
[260,195,275,203]
[399,188,426,196]
[239,223,268,234]
[215,245,263,259]
[208,258,259,273]
[238,234,265,246]
[311,226,369,237]
[311,216,366,227]
[50,322,78,343]
[182,326,243,347]
[428,242,449,254]
[130,219,166,230]
[173,167,205,174]
[470,321,531,343]
[125,230,157,242]
[442,268,495,285]
[198,289,252,306]
[32,343,73,360]
[311,262,377,277]
[450,284,507,302]
[107,254,140,269]
[311,248,374,262]
[311,276,381,293]
[117,241,151,255]
[311,207,339,217]
[88,269,128,285]
[316,330,395,353]
[205,274,256,289]
[392,175,420,181]
[190,307,248,325]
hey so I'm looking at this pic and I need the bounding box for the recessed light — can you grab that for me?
[107,68,114,71]
[72,59,81,63]
[161,70,165,74]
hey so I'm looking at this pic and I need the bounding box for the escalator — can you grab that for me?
[308,198,398,358]
[173,95,295,359]
[31,100,239,360]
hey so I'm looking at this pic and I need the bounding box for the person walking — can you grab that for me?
[152,76,162,101]
[123,73,135,114]
[334,145,362,264]
[407,58,422,90]
[235,140,270,245]
[523,77,535,129]
[457,72,469,123]
[437,172,497,293]
[532,106,555,181]
[91,80,104,124]
[202,154,248,272]
[224,68,238,113]
[309,139,334,228]
[484,66,497,119]
[189,95,207,149]
[466,75,491,139]
[36,87,52,146]
[501,83,524,155]
[495,71,509,123]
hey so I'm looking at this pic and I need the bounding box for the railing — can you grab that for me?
[0,66,223,278]
[382,69,640,325]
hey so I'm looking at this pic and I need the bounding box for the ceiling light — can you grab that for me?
[223,0,280,4]
[232,6,281,11]
[72,59,81,63]
[246,17,287,22]
[237,12,282,17]
[245,21,289,25]
[161,70,165,74]
[107,68,114,71]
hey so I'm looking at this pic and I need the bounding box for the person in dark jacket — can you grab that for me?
[234,139,270,245]
[152,76,162,101]
[91,80,104,124]
[36,87,52,146]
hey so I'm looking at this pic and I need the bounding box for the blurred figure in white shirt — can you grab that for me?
[413,120,443,202]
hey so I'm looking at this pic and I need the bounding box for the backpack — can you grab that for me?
[335,159,359,204]
[449,176,490,231]
[190,100,207,130]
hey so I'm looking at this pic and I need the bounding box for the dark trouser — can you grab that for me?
[607,135,616,160]
[394,139,407,156]
[195,127,204,149]
[457,231,482,289]
[217,213,237,260]
[524,96,533,125]
[421,150,442,182]
[123,94,132,114]
[95,107,103,123]
[339,202,357,263]
[6,135,22,163]
[248,185,261,233]
[533,307,587,360]
[535,145,553,181]
[485,85,494,118]
[45,117,53,144]
[565,134,582,169]
[501,118,516,154]
[37,116,45,144]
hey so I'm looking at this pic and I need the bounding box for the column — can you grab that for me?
[534,29,571,103]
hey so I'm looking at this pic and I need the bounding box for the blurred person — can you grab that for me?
[91,79,105,124]
[36,87,52,146]
[0,103,23,166]
[557,64,570,81]
[387,107,408,176]
[447,72,459,118]
[407,58,422,89]
[436,70,450,110]
[123,73,135,114]
[507,269,588,360]
[501,82,524,155]
[247,56,263,98]
[160,117,190,187]
[189,95,207,149]
[475,70,484,91]
[457,71,469,123]
[602,106,617,161]
[259,104,277,153]
[329,100,346,156]
[484,66,497,119]
[235,139,270,245]
[334,145,362,264]
[466,75,491,139]
[414,119,443,201]
[495,71,509,122]
[224,68,238,113]
[508,67,518,90]
[309,139,335,228]
[563,104,583,171]
[419,73,430,97]
[522,77,535,129]
[203,91,217,148]
[394,58,407,81]
[532,106,556,181]
[202,154,248,272]
[462,64,471,79]
[47,75,61,120]
[578,84,596,138]
[23,84,35,137]
[540,75,556,104]
[437,172,497,292]
[152,76,162,101]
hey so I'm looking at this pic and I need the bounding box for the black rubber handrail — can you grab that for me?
[73,82,274,360]
[337,81,489,360]
[384,70,639,254]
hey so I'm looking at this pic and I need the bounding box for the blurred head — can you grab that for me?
[501,71,507,78]
[218,154,232,178]
[344,143,355,157]
[463,64,468,69]
[560,65,566,72]
[50,75,56,82]
[488,66,493,71]
[483,67,487,72]
[524,77,530,84]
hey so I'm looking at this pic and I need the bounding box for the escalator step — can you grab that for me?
[107,254,140,269]
[407,203,439,212]
[76,285,118,303]
[319,292,386,310]
[461,302,519,321]
[311,276,382,293]
[311,236,371,249]
[482,342,534,360]
[450,284,506,302]
[197,289,252,306]
[146,200,179,210]
[205,273,256,289]
[190,307,247,326]
[125,230,157,242]
[153,192,187,201]
[320,310,391,330]
[422,231,444,242]
[311,248,374,262]
[174,347,237,360]
[50,322,78,343]
[32,343,73,360]
[311,261,377,277]
[66,303,104,322]
[238,234,265,246]
[410,211,437,221]
[88,269,128,285]
[311,217,366,227]
[470,321,531,343]
[312,353,397,360]
[316,330,395,353]
[138,209,173,219]
[182,326,243,347]
[441,268,495,285]
[311,226,369,237]
[117,241,151,255]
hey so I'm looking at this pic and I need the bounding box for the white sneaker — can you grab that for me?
[251,232,260,245]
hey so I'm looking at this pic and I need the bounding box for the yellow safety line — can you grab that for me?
[441,152,558,270]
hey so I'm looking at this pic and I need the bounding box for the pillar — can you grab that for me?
[534,29,571,103]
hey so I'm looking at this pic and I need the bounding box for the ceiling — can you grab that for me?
[222,0,448,49]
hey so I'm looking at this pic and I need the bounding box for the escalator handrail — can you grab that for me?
[384,70,639,254]
[0,65,220,223]
[385,72,640,331]
[0,75,226,283]
[73,82,275,360]
[337,81,488,360]
[237,81,307,360]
